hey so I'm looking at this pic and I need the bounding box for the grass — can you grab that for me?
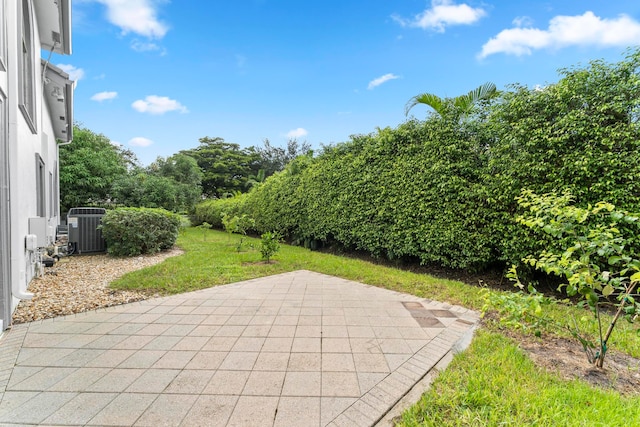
[398,330,640,427]
[111,228,640,425]
[111,228,477,304]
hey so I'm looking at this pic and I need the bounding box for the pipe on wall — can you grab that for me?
[12,262,33,300]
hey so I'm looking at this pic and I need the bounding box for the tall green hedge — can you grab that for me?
[193,194,248,229]
[485,52,640,265]
[195,51,640,271]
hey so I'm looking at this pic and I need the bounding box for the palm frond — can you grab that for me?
[404,93,446,116]
[454,82,498,113]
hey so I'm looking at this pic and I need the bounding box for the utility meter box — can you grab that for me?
[25,234,38,251]
[67,207,106,254]
[28,217,48,247]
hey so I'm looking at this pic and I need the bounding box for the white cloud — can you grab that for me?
[130,39,166,54]
[56,64,85,83]
[95,0,168,38]
[393,0,487,32]
[129,137,154,147]
[286,128,308,139]
[479,11,640,58]
[512,16,534,28]
[110,140,123,147]
[91,91,118,102]
[368,73,400,90]
[132,95,188,115]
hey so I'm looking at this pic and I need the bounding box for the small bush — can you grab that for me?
[508,190,640,368]
[101,207,181,256]
[197,222,212,240]
[222,213,255,237]
[260,232,281,263]
[222,213,255,251]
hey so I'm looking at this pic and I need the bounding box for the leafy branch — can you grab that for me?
[489,190,640,368]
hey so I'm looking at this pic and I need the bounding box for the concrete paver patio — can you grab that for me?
[0,270,479,426]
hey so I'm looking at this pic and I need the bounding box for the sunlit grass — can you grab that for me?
[110,227,474,301]
[398,330,640,426]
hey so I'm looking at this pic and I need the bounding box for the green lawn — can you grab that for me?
[111,228,640,425]
[398,330,640,427]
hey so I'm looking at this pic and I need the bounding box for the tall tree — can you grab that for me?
[147,153,203,212]
[255,138,313,177]
[148,153,203,189]
[181,137,260,198]
[59,125,133,214]
[111,173,187,212]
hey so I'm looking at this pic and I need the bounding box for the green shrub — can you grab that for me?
[260,232,281,263]
[197,222,211,240]
[193,194,247,228]
[222,213,255,251]
[243,119,495,270]
[100,207,181,256]
[243,155,313,240]
[508,190,640,368]
[486,51,640,266]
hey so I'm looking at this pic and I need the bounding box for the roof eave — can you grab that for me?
[35,0,72,55]
[42,61,74,142]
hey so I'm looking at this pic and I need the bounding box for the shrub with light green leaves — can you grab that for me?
[100,207,181,256]
[260,232,281,263]
[193,194,247,228]
[222,213,255,251]
[494,190,640,368]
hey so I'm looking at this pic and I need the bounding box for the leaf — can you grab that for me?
[608,256,621,265]
[404,93,445,116]
[602,284,615,297]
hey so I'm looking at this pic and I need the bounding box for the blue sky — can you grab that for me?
[57,1,640,165]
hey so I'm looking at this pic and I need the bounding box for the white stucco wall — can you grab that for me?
[1,0,64,329]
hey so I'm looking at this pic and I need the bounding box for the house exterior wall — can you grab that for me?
[0,0,72,330]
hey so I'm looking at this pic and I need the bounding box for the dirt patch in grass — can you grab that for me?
[241,260,279,266]
[499,326,640,396]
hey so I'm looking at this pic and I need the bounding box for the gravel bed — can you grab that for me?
[11,248,183,325]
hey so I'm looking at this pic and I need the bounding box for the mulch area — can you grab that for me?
[10,248,183,325]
